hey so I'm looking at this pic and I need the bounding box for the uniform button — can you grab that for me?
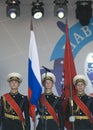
[13,96,15,98]
[45,112,48,114]
[79,112,82,114]
[46,96,49,98]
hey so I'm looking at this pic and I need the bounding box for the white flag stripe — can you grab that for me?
[29,30,41,85]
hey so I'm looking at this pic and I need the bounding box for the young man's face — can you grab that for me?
[9,80,20,91]
[75,81,86,94]
[44,79,53,90]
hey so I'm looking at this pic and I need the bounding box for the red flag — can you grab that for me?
[63,26,77,130]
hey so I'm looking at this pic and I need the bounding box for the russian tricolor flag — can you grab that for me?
[28,23,42,121]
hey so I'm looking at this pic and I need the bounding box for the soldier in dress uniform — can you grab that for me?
[0,72,30,130]
[65,74,93,130]
[36,72,64,130]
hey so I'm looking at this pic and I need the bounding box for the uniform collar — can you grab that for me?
[78,93,86,96]
[45,92,53,96]
[10,91,19,95]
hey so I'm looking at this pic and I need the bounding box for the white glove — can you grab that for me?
[69,116,75,122]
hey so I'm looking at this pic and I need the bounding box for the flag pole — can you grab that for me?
[65,3,75,130]
[30,20,37,130]
[34,110,36,130]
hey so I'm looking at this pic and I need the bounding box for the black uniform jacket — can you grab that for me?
[36,93,64,130]
[65,93,93,130]
[0,92,30,130]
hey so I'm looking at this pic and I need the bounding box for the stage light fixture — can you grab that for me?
[6,0,20,19]
[54,0,68,19]
[75,0,92,26]
[31,0,44,20]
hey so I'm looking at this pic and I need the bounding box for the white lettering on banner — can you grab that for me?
[70,42,76,50]
[71,26,92,51]
[61,25,92,53]
[74,33,84,44]
[81,26,92,37]
[73,26,92,45]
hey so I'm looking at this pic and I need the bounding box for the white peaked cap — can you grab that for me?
[73,74,88,86]
[42,72,56,83]
[7,72,22,83]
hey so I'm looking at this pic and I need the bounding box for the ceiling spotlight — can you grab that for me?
[75,0,92,26]
[54,0,68,19]
[6,0,20,19]
[31,0,44,20]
